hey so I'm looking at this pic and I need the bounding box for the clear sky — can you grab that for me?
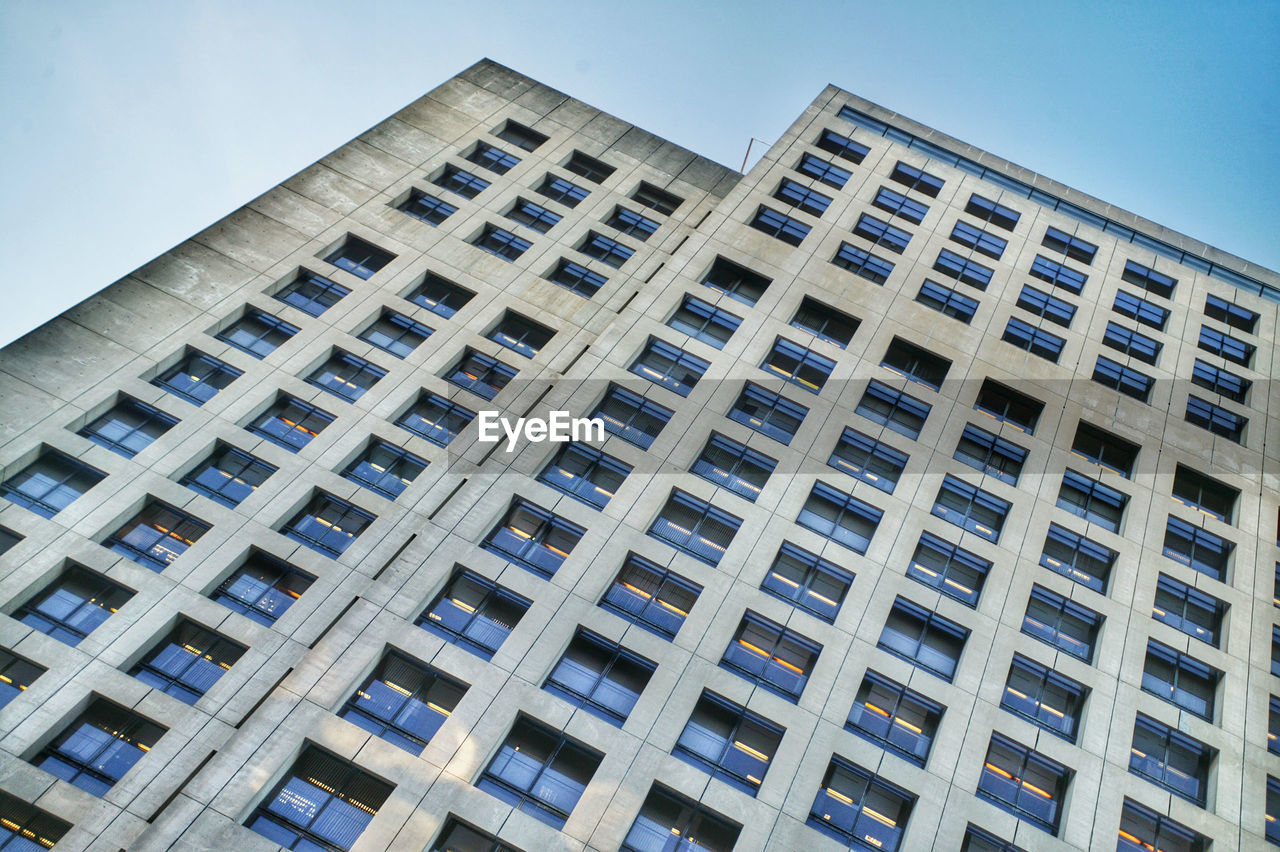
[1,0,1276,348]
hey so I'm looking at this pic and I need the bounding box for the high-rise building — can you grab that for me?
[0,58,1276,851]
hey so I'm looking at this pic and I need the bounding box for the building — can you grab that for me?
[0,58,1276,851]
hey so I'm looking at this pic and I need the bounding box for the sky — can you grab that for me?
[1,0,1277,348]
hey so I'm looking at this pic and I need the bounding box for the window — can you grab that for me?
[907,532,990,607]
[1164,516,1233,582]
[721,611,821,702]
[600,553,701,639]
[974,379,1043,433]
[1129,714,1214,806]
[0,649,43,710]
[488,311,554,358]
[1152,573,1225,647]
[951,221,1007,259]
[629,338,708,397]
[417,568,529,660]
[0,791,70,850]
[856,380,931,439]
[478,716,602,829]
[796,153,851,188]
[505,198,561,233]
[692,433,776,502]
[829,427,907,493]
[592,384,673,449]
[977,734,1071,834]
[954,424,1026,485]
[1041,227,1097,264]
[398,189,457,225]
[702,256,771,305]
[1040,524,1115,593]
[1103,322,1161,364]
[816,128,869,163]
[339,652,467,753]
[434,164,490,199]
[1092,356,1154,402]
[548,258,607,297]
[798,482,883,554]
[1117,798,1210,852]
[965,194,1021,230]
[17,566,131,646]
[578,231,634,267]
[36,699,165,796]
[932,475,1010,542]
[1029,255,1087,295]
[78,397,177,458]
[341,440,427,500]
[832,243,895,284]
[1002,318,1065,362]
[775,178,833,216]
[281,492,376,558]
[808,756,916,851]
[1204,293,1258,332]
[563,150,614,183]
[275,271,350,315]
[1191,358,1250,403]
[1272,697,1280,755]
[890,161,943,196]
[536,174,589,207]
[761,542,852,621]
[1198,325,1254,367]
[916,279,979,322]
[667,295,741,348]
[761,337,835,394]
[245,395,335,452]
[847,671,943,767]
[431,818,526,852]
[1071,422,1138,477]
[1142,640,1219,721]
[962,825,1027,852]
[674,691,783,795]
[749,206,810,245]
[216,309,299,358]
[648,490,741,565]
[622,784,741,852]
[396,392,475,446]
[131,620,245,704]
[495,119,547,151]
[1,448,105,518]
[104,500,210,571]
[306,350,386,402]
[728,383,808,444]
[1001,654,1087,742]
[211,550,314,626]
[246,746,393,851]
[539,443,630,509]
[152,349,242,405]
[852,214,911,254]
[878,597,968,681]
[1113,290,1169,330]
[472,225,531,261]
[483,499,584,578]
[1185,395,1246,442]
[445,348,517,400]
[1022,585,1102,662]
[323,236,394,279]
[605,206,660,240]
[1122,260,1177,298]
[872,186,929,223]
[466,141,520,174]
[544,629,655,725]
[1172,465,1238,524]
[631,181,683,215]
[0,527,18,555]
[359,309,433,359]
[406,272,474,318]
[881,338,950,390]
[933,249,993,290]
[1057,471,1127,533]
[790,296,858,347]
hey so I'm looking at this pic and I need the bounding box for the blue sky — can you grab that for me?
[1,0,1276,347]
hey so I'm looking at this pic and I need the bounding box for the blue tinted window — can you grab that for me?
[749,206,810,245]
[1103,322,1162,364]
[907,531,989,606]
[1001,654,1087,742]
[667,295,741,349]
[341,441,427,499]
[728,383,808,444]
[539,443,630,509]
[816,128,870,163]
[104,501,210,571]
[774,179,832,216]
[1022,585,1102,662]
[934,249,993,290]
[466,141,519,174]
[1040,523,1115,593]
[890,161,943,196]
[761,337,836,394]
[1198,325,1254,367]
[483,499,584,578]
[537,175,589,207]
[1190,359,1249,403]
[856,380,931,439]
[606,206,660,240]
[396,392,475,446]
[323,237,395,279]
[808,755,916,851]
[1185,396,1245,442]
[796,153,851,188]
[878,597,968,682]
[1162,516,1233,581]
[855,213,912,253]
[247,747,392,849]
[1002,318,1065,362]
[648,490,742,565]
[246,395,334,452]
[405,272,473,318]
[954,424,1026,484]
[1029,255,1087,295]
[1092,356,1154,402]
[629,338,709,397]
[600,553,701,640]
[916,279,978,322]
[434,165,490,198]
[674,691,783,796]
[398,190,456,225]
[846,671,943,767]
[281,492,375,558]
[211,551,312,626]
[545,630,655,725]
[951,221,1007,259]
[797,482,883,554]
[692,433,776,502]
[358,310,433,359]
[549,259,607,297]
[78,398,177,458]
[1121,260,1176,298]
[417,568,530,660]
[153,350,242,405]
[37,700,165,797]
[445,348,517,400]
[1,449,105,518]
[1016,285,1076,327]
[932,475,1010,542]
[340,652,466,752]
[216,310,299,358]
[721,611,821,702]
[1041,227,1097,264]
[828,427,908,493]
[1152,573,1224,647]
[833,243,895,283]
[578,231,634,267]
[873,186,928,223]
[965,194,1020,230]
[506,198,561,233]
[761,542,853,622]
[1113,290,1169,329]
[472,225,532,261]
[593,384,673,448]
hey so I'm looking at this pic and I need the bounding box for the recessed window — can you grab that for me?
[878,597,968,682]
[964,194,1020,230]
[1198,325,1254,367]
[1113,290,1169,330]
[631,182,683,215]
[1002,318,1065,362]
[761,337,835,394]
[951,221,1006,259]
[599,553,701,640]
[1,448,105,518]
[606,206,660,240]
[954,424,1026,485]
[749,206,810,246]
[916,279,979,322]
[0,792,69,849]
[544,629,655,725]
[1121,260,1176,298]
[797,153,851,188]
[536,174,589,207]
[211,550,313,626]
[444,348,517,400]
[466,141,520,175]
[691,433,776,502]
[933,248,993,290]
[152,349,243,405]
[1152,573,1225,647]
[775,178,832,217]
[431,818,526,852]
[78,397,177,458]
[1103,321,1161,365]
[483,498,584,578]
[1172,465,1239,524]
[667,295,741,349]
[1129,713,1214,807]
[816,128,869,163]
[339,652,467,753]
[0,527,19,555]
[807,756,916,851]
[1029,255,1086,295]
[761,541,852,622]
[1204,293,1258,333]
[405,272,474,318]
[358,309,433,359]
[1093,356,1155,402]
[833,242,895,284]
[1190,358,1250,403]
[1270,696,1280,755]
[728,383,808,445]
[798,482,883,554]
[702,256,771,305]
[1040,523,1115,593]
[495,119,547,151]
[104,500,210,571]
[434,164,489,199]
[854,212,912,253]
[417,568,529,660]
[977,734,1071,835]
[36,699,165,797]
[856,380,931,439]
[1071,422,1138,477]
[1001,654,1087,743]
[889,161,943,196]
[974,379,1043,433]
[932,475,1010,542]
[1016,284,1076,327]
[245,394,334,452]
[478,716,602,829]
[592,384,672,449]
[881,338,950,390]
[281,492,375,558]
[578,231,634,267]
[505,197,560,233]
[1142,639,1219,721]
[623,785,740,852]
[488,311,554,359]
[907,532,989,607]
[274,271,349,316]
[1184,395,1245,442]
[398,189,457,225]
[648,490,741,565]
[629,338,708,397]
[828,427,907,493]
[1057,471,1127,533]
[396,391,475,447]
[306,350,386,402]
[18,565,132,646]
[341,440,427,500]
[1162,516,1233,582]
[962,825,1027,852]
[1022,585,1102,662]
[674,691,783,795]
[539,443,630,509]
[847,671,943,767]
[563,150,615,183]
[215,309,299,358]
[790,296,858,347]
[548,258,607,297]
[1041,227,1097,264]
[131,620,245,705]
[1117,798,1209,852]
[0,649,43,710]
[323,236,395,279]
[873,186,929,223]
[721,611,821,702]
[472,225,532,261]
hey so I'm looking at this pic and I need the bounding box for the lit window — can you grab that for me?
[339,652,467,753]
[974,379,1042,433]
[721,611,821,702]
[1029,255,1086,295]
[274,271,350,316]
[796,153,851,188]
[488,311,554,359]
[774,179,832,216]
[1204,293,1258,333]
[790,296,859,347]
[1102,321,1161,365]
[828,427,907,493]
[856,380,931,439]
[417,568,529,660]
[0,791,69,850]
[245,394,335,452]
[36,699,165,797]
[761,541,852,622]
[1128,713,1214,807]
[1271,696,1280,756]
[873,186,929,223]
[1070,422,1138,477]
[761,337,835,394]
[954,424,1026,484]
[211,550,313,626]
[798,482,883,554]
[606,206,660,240]
[1,448,105,518]
[1057,470,1127,533]
[964,194,1020,230]
[78,397,177,458]
[933,248,993,290]
[907,531,989,607]
[1002,317,1065,362]
[1117,798,1209,852]
[631,182,683,215]
[536,174,589,207]
[749,206,810,246]
[1121,260,1176,298]
[932,475,1010,542]
[808,755,916,851]
[17,565,132,646]
[358,309,433,359]
[322,236,395,279]
[398,189,457,225]
[815,128,869,163]
[1113,290,1169,330]
[1172,465,1239,524]
[131,620,245,704]
[578,231,634,267]
[833,243,895,284]
[152,349,242,405]
[104,500,210,571]
[1016,285,1076,327]
[563,150,614,183]
[592,384,672,449]
[506,197,561,233]
[548,258,607,297]
[482,498,584,578]
[667,295,741,349]
[648,490,741,565]
[878,597,968,682]
[629,337,708,397]
[622,784,740,852]
[674,691,783,795]
[434,164,490,199]
[1022,585,1102,662]
[600,553,701,640]
[890,161,943,196]
[950,221,1006,259]
[1039,523,1115,593]
[1092,356,1154,403]
[495,120,547,152]
[1152,573,1225,647]
[477,716,602,829]
[0,648,43,710]
[1142,640,1219,721]
[396,392,475,447]
[881,337,951,390]
[702,256,771,305]
[538,443,630,509]
[1185,395,1246,442]
[405,272,474,318]
[444,348,517,400]
[305,350,387,402]
[216,309,299,358]
[976,734,1071,834]
[728,383,808,445]
[691,433,776,502]
[847,671,943,767]
[280,492,376,558]
[916,279,979,322]
[1001,654,1087,742]
[1162,516,1233,582]
[1040,227,1097,264]
[472,225,532,261]
[544,629,655,725]
[341,440,427,500]
[466,141,519,175]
